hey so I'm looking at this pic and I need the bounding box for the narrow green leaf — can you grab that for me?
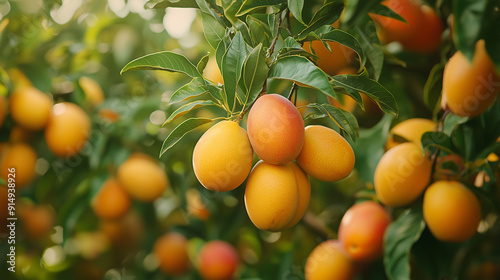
[168,78,208,104]
[234,20,254,47]
[423,62,445,112]
[145,0,198,9]
[421,131,457,155]
[384,208,426,280]
[241,44,269,107]
[283,36,302,48]
[288,0,305,25]
[121,51,201,78]
[222,32,251,111]
[353,20,383,80]
[165,100,217,124]
[161,118,215,156]
[197,53,210,74]
[236,0,286,16]
[201,12,227,50]
[216,34,231,70]
[247,15,272,48]
[195,0,230,27]
[304,103,359,141]
[453,0,488,61]
[317,103,359,140]
[297,0,344,39]
[369,3,407,23]
[318,29,365,68]
[224,0,244,23]
[330,74,399,116]
[268,55,337,99]
[207,83,226,108]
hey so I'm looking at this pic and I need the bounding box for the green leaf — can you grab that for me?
[484,8,500,72]
[369,3,407,23]
[247,15,272,48]
[234,20,254,46]
[318,29,365,66]
[330,74,399,115]
[121,51,201,78]
[168,78,208,104]
[145,0,198,8]
[224,0,244,23]
[353,114,393,183]
[161,118,215,156]
[423,62,445,113]
[165,100,217,124]
[306,103,359,141]
[222,32,251,111]
[352,19,383,80]
[421,132,457,155]
[453,0,488,61]
[236,0,286,16]
[241,44,269,107]
[201,12,227,50]
[288,0,305,25]
[216,34,231,70]
[268,55,337,99]
[297,0,344,39]
[384,208,426,280]
[197,53,210,74]
[207,83,226,108]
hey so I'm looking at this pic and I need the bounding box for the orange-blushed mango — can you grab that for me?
[296,125,355,182]
[338,201,391,262]
[247,94,304,165]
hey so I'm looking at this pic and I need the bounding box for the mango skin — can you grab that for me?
[281,162,311,230]
[296,125,355,182]
[305,240,356,280]
[244,161,299,231]
[193,120,253,192]
[374,142,432,207]
[247,94,305,165]
[338,201,391,262]
[117,153,169,202]
[442,39,500,117]
[423,181,481,242]
[198,240,239,280]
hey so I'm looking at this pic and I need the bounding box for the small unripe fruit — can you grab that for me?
[45,102,91,157]
[198,240,239,280]
[244,161,298,231]
[296,125,355,182]
[247,94,304,165]
[117,153,168,202]
[305,240,356,280]
[92,178,131,220]
[423,181,481,242]
[193,120,253,192]
[338,201,391,262]
[153,232,190,275]
[9,87,52,130]
[374,142,432,207]
[442,39,500,117]
[0,143,37,189]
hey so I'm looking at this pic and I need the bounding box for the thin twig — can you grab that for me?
[301,211,336,240]
[267,10,286,58]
